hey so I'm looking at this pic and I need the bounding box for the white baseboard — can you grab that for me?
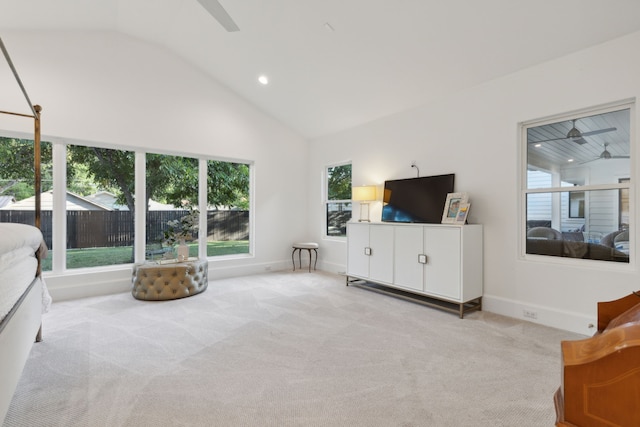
[44,260,294,301]
[210,260,291,279]
[46,269,132,301]
[317,261,346,276]
[483,294,595,336]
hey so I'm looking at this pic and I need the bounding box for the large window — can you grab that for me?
[522,104,632,263]
[0,134,252,272]
[326,163,352,237]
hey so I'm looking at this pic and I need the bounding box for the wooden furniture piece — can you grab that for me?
[346,222,483,318]
[554,291,640,427]
[291,242,319,272]
[131,258,208,301]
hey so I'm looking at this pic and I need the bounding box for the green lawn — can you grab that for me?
[41,241,249,271]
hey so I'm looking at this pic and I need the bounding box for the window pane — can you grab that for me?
[526,189,629,263]
[145,153,199,261]
[327,164,352,200]
[66,145,135,269]
[327,202,351,237]
[0,137,53,271]
[524,105,631,263]
[206,160,250,257]
[326,164,352,236]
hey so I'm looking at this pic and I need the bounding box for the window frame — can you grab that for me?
[519,100,634,266]
[0,131,254,273]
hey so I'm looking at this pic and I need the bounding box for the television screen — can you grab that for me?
[381,174,455,223]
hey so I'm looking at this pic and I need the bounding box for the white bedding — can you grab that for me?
[0,223,43,258]
[0,223,51,323]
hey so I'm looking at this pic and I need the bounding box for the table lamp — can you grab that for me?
[352,185,377,222]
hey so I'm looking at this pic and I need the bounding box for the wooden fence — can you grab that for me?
[0,210,249,249]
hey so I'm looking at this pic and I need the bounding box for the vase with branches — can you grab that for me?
[163,209,199,259]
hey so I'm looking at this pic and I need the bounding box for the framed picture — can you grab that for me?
[454,203,470,224]
[442,192,468,223]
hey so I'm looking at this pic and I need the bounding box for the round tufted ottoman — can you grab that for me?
[131,258,208,301]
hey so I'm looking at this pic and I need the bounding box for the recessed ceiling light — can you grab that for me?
[568,159,574,162]
[258,75,269,85]
[534,143,542,148]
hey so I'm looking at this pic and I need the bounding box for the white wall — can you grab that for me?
[308,31,640,335]
[0,31,310,299]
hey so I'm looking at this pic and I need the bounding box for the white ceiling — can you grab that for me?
[3,0,640,139]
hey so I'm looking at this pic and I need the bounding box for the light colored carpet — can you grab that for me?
[4,271,583,426]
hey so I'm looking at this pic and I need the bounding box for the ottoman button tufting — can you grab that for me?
[131,259,208,301]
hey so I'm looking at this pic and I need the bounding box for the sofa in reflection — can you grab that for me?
[526,227,629,262]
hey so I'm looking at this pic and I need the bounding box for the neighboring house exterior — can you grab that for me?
[0,190,176,211]
[0,190,111,211]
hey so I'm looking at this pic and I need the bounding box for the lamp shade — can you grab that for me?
[352,185,377,202]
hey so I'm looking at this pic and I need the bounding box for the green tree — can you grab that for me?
[146,156,250,210]
[207,160,249,210]
[0,137,52,199]
[146,153,199,208]
[0,139,250,211]
[68,146,136,210]
[328,164,352,200]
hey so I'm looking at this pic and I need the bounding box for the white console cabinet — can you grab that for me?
[346,222,483,318]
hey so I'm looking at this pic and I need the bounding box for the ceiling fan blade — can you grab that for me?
[196,0,240,32]
[581,155,629,164]
[580,127,616,137]
[529,127,617,144]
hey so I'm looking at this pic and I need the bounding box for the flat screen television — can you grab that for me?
[381,174,455,224]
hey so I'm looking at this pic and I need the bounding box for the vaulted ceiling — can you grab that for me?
[2,0,640,139]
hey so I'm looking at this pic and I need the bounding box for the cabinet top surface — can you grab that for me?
[348,221,481,228]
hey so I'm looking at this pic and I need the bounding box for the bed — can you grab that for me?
[0,222,51,424]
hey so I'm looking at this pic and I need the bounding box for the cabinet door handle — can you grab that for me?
[364,247,372,256]
[418,254,427,264]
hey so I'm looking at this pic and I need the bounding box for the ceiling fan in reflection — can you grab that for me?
[533,119,616,145]
[581,143,630,164]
